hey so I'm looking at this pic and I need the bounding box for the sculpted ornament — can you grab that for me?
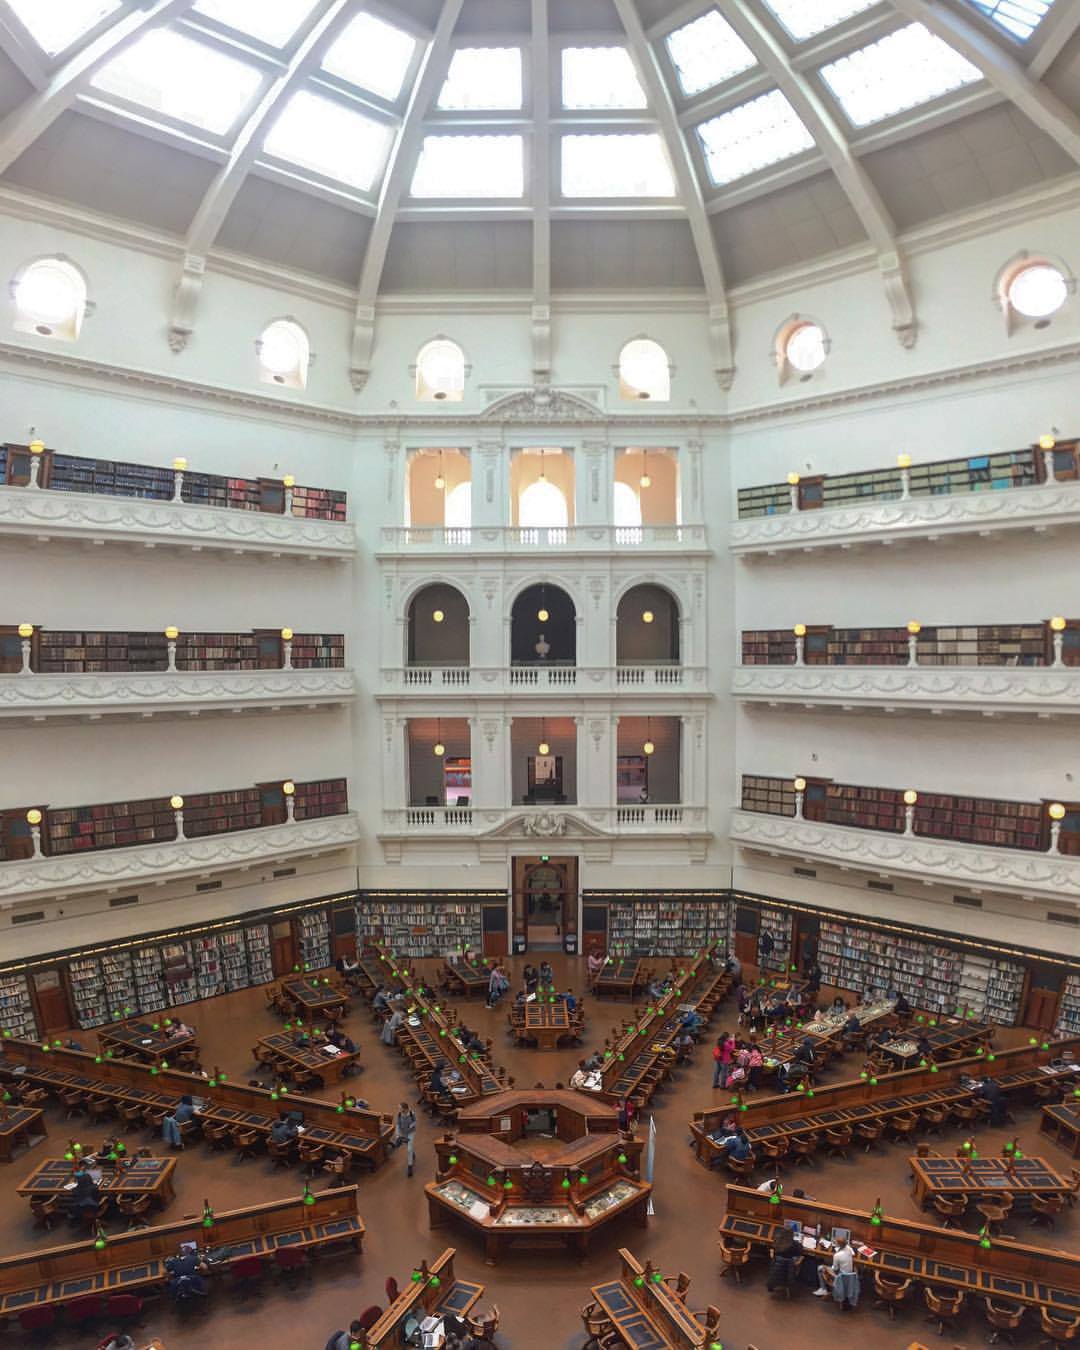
[522,812,567,837]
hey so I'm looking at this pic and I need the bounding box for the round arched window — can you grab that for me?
[618,338,670,401]
[785,322,827,373]
[257,319,309,389]
[1007,262,1068,320]
[13,257,87,340]
[416,338,465,401]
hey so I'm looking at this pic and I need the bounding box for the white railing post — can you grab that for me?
[284,780,296,824]
[27,437,44,489]
[787,473,800,512]
[283,475,295,515]
[281,628,294,670]
[903,789,918,837]
[26,808,43,858]
[793,625,806,666]
[165,626,178,672]
[793,778,805,820]
[1051,618,1066,667]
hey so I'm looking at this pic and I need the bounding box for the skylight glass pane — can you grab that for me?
[90,29,262,135]
[968,0,1054,41]
[192,0,319,47]
[562,47,648,110]
[562,134,675,197]
[697,90,814,186]
[438,48,523,110]
[262,91,392,191]
[763,0,879,42]
[820,23,982,128]
[410,135,524,198]
[665,11,756,98]
[322,13,416,101]
[7,0,121,56]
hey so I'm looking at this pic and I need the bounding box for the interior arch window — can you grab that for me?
[618,338,670,402]
[444,480,472,530]
[519,479,569,530]
[613,480,642,532]
[256,318,309,389]
[12,257,88,341]
[416,338,466,401]
[774,314,829,384]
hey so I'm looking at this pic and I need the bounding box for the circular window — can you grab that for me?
[14,258,85,333]
[618,338,670,401]
[1007,262,1068,320]
[417,339,465,401]
[258,320,307,380]
[785,322,827,373]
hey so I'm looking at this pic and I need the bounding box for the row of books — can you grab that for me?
[606,897,731,957]
[356,899,483,958]
[1054,973,1080,1038]
[741,622,1061,668]
[0,974,37,1039]
[24,629,346,674]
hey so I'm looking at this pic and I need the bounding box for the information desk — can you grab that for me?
[594,959,644,1000]
[518,999,574,1050]
[720,1184,1080,1320]
[98,1020,197,1065]
[0,1185,363,1318]
[1041,1102,1080,1158]
[909,1154,1070,1208]
[0,1106,46,1162]
[17,1156,177,1207]
[279,977,348,1018]
[590,1249,719,1349]
[357,1248,485,1348]
[257,1031,361,1085]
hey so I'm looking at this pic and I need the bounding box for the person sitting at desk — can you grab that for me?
[168,1020,193,1039]
[831,996,846,1014]
[584,1050,603,1071]
[746,1042,764,1091]
[720,1127,753,1161]
[768,997,791,1025]
[894,992,912,1017]
[381,1006,405,1046]
[814,1237,860,1309]
[915,1033,934,1061]
[974,1075,1007,1126]
[646,975,667,1001]
[767,1225,800,1294]
[430,1064,449,1098]
[325,1321,364,1350]
[842,1011,860,1035]
[523,963,539,994]
[794,1036,816,1068]
[457,1025,483,1052]
[570,1060,590,1089]
[681,1007,705,1036]
[270,1116,299,1146]
[558,989,577,1013]
[63,1167,101,1217]
[537,959,553,985]
[587,950,606,985]
[165,1248,209,1303]
[162,1095,196,1148]
[372,987,392,1015]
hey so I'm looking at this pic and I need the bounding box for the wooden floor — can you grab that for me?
[3,952,1073,1349]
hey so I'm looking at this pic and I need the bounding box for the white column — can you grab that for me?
[474,440,506,530]
[472,576,503,673]
[581,714,615,808]
[573,715,588,806]
[578,438,610,528]
[681,436,705,527]
[679,716,692,806]
[383,717,408,811]
[386,436,405,531]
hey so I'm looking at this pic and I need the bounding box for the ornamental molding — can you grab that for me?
[730,810,1080,904]
[0,669,356,718]
[480,387,605,423]
[732,665,1080,714]
[0,485,355,558]
[0,813,362,907]
[730,481,1080,554]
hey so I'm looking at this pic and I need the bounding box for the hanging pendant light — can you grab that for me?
[538,717,550,757]
[538,448,546,481]
[643,717,655,757]
[434,451,446,491]
[537,582,549,624]
[433,719,445,758]
[639,451,651,489]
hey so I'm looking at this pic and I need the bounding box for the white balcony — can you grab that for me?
[731,664,1080,717]
[378,524,708,556]
[730,809,1080,905]
[730,480,1080,557]
[379,665,708,698]
[0,668,356,721]
[0,812,362,907]
[0,485,355,560]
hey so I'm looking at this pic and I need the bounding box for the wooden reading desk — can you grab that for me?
[394,993,503,1103]
[98,1021,197,1066]
[17,1155,177,1207]
[358,1248,485,1348]
[518,999,574,1050]
[442,958,491,1000]
[879,1018,988,1068]
[909,1154,1070,1209]
[1041,1102,1080,1158]
[279,977,348,1018]
[0,1105,46,1162]
[591,1249,719,1349]
[594,959,645,1000]
[257,1031,361,1085]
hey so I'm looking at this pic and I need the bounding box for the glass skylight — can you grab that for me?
[561,135,676,198]
[90,29,262,135]
[438,48,523,110]
[562,47,648,110]
[697,90,814,186]
[6,0,121,56]
[665,11,756,98]
[321,13,416,102]
[192,0,320,48]
[763,0,879,42]
[820,23,982,128]
[968,0,1055,41]
[262,91,392,191]
[410,135,524,198]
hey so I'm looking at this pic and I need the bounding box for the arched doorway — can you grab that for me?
[512,855,579,953]
[510,582,576,666]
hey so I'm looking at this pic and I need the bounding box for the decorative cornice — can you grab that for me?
[480,388,606,423]
[732,665,1080,715]
[0,813,362,907]
[0,484,355,558]
[730,481,1080,554]
[730,810,1080,904]
[0,669,356,719]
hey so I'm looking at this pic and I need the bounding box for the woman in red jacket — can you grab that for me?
[712,1031,736,1088]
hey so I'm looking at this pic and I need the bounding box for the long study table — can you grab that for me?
[0,1105,46,1162]
[910,1154,1070,1208]
[279,977,348,1018]
[359,1248,484,1348]
[98,1021,197,1065]
[594,959,644,1000]
[591,1249,718,1349]
[519,1000,574,1050]
[1041,1102,1080,1158]
[257,1031,361,1084]
[17,1156,177,1206]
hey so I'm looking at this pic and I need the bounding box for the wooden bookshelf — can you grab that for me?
[913,794,1042,850]
[46,796,175,854]
[356,896,485,959]
[740,620,1066,667]
[293,778,348,820]
[740,775,796,817]
[183,788,262,838]
[5,627,346,674]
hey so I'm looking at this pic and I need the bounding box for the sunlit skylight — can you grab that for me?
[192,0,320,48]
[262,91,392,191]
[562,47,648,110]
[410,135,524,198]
[697,90,814,186]
[763,0,879,42]
[322,12,416,102]
[561,135,676,198]
[666,11,756,98]
[968,0,1055,40]
[90,29,262,135]
[6,0,121,56]
[438,48,523,110]
[820,23,982,127]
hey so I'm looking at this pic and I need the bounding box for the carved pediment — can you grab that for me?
[477,811,613,841]
[482,387,604,423]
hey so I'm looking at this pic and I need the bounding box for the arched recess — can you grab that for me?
[510,582,576,666]
[407,582,470,666]
[616,583,680,665]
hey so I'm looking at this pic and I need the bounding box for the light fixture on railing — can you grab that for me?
[793,623,807,666]
[897,452,912,500]
[1049,801,1066,854]
[906,621,921,667]
[434,452,446,491]
[164,626,179,672]
[433,720,445,758]
[643,718,655,756]
[171,457,186,502]
[538,718,550,757]
[170,795,185,842]
[282,474,295,514]
[25,808,43,858]
[27,431,44,489]
[793,777,806,820]
[902,789,918,837]
[639,452,651,490]
[281,627,293,670]
[283,779,296,824]
[1040,432,1059,483]
[1039,433,1057,451]
[17,623,33,675]
[787,472,800,512]
[1050,615,1067,668]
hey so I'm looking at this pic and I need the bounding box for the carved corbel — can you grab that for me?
[168,254,206,354]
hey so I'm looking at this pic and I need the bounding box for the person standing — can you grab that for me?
[712,1032,735,1089]
[394,1101,417,1177]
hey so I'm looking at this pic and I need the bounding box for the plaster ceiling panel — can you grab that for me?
[456,0,532,37]
[3,111,217,236]
[550,220,704,289]
[633,0,682,32]
[381,220,533,290]
[550,0,621,34]
[1042,34,1080,109]
[0,52,32,119]
[380,0,445,32]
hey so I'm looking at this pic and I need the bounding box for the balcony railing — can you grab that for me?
[379,524,707,554]
[384,804,706,835]
[380,665,707,696]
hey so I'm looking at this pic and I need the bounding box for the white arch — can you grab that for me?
[518,478,569,535]
[443,479,472,529]
[505,576,580,617]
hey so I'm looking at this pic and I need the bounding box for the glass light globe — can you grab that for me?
[785,323,827,373]
[537,608,549,622]
[642,611,654,624]
[1008,264,1068,319]
[432,609,445,623]
[433,742,445,757]
[538,740,550,756]
[643,740,655,756]
[15,261,81,326]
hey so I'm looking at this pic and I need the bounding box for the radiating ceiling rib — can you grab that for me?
[1026,1,1080,78]
[0,0,195,176]
[715,0,916,346]
[613,0,735,389]
[531,0,552,386]
[166,0,362,353]
[0,10,48,90]
[348,0,464,392]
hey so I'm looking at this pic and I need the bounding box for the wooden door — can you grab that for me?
[270,921,295,976]
[33,969,71,1036]
[481,902,509,959]
[734,905,759,967]
[798,476,825,510]
[1024,985,1059,1032]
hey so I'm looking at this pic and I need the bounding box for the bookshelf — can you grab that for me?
[740,775,796,817]
[183,788,262,838]
[162,941,197,1006]
[912,794,1042,851]
[957,953,1025,1025]
[290,633,346,668]
[101,951,137,1021]
[48,454,173,500]
[741,630,797,665]
[133,946,167,1014]
[293,778,348,820]
[1055,973,1080,1038]
[36,631,168,674]
[739,621,1057,667]
[605,896,729,958]
[736,483,791,518]
[356,897,483,959]
[46,796,175,854]
[816,920,963,1013]
[0,973,36,1039]
[820,783,903,833]
[69,957,108,1028]
[756,904,792,974]
[298,910,331,970]
[291,485,348,521]
[193,935,223,1000]
[245,924,274,986]
[22,627,347,673]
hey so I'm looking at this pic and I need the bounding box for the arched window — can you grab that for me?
[774,314,829,384]
[257,318,309,389]
[618,338,670,401]
[613,480,642,543]
[519,478,568,529]
[416,338,465,401]
[444,480,471,530]
[997,254,1073,332]
[12,256,87,341]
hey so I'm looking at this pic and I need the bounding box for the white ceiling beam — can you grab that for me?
[1028,2,1080,78]
[348,0,464,392]
[0,12,48,90]
[531,0,552,387]
[715,0,915,347]
[167,0,361,352]
[0,0,196,175]
[614,0,734,389]
[891,0,1080,165]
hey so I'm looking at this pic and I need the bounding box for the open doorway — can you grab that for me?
[512,856,578,953]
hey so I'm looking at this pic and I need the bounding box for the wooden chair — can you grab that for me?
[80,1196,111,1233]
[29,1194,61,1231]
[118,1101,145,1130]
[932,1194,967,1228]
[467,1304,499,1342]
[117,1193,152,1229]
[788,1134,818,1167]
[267,1138,296,1169]
[924,1284,964,1336]
[202,1120,233,1151]
[726,1154,756,1183]
[888,1112,919,1144]
[580,1300,613,1347]
[976,1194,1013,1237]
[86,1095,114,1124]
[985,1297,1024,1345]
[251,1043,275,1068]
[299,1139,325,1176]
[291,1068,324,1092]
[1066,1168,1080,1209]
[950,1101,981,1129]
[232,1127,261,1160]
[873,1271,912,1319]
[1031,1193,1065,1229]
[758,1136,788,1172]
[718,1235,750,1283]
[1039,1307,1080,1347]
[60,1089,87,1119]
[921,1105,947,1136]
[855,1120,883,1152]
[824,1125,852,1159]
[663,1272,691,1301]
